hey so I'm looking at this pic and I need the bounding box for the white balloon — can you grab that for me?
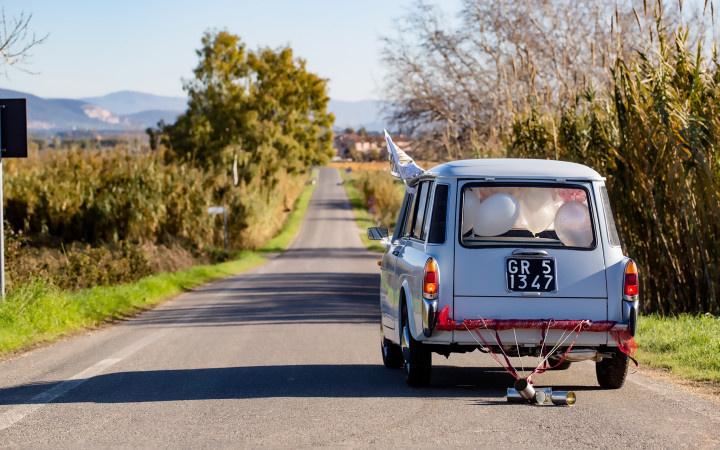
[554,201,593,247]
[474,193,519,237]
[520,188,556,234]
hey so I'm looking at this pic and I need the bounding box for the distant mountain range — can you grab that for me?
[81,91,187,116]
[0,88,183,132]
[0,88,387,133]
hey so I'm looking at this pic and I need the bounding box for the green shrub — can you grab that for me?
[4,148,215,248]
[2,147,308,293]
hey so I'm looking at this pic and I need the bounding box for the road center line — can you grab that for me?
[0,329,169,432]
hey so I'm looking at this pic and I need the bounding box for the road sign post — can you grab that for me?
[207,206,228,252]
[0,121,4,298]
[0,99,29,298]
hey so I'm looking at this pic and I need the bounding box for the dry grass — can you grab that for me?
[329,160,442,172]
[329,161,390,171]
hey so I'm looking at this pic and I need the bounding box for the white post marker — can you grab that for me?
[0,98,29,299]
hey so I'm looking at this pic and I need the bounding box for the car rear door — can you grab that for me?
[453,179,608,323]
[395,180,434,334]
[380,191,412,332]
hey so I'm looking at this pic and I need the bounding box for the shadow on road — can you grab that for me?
[311,199,352,210]
[0,364,522,405]
[270,248,376,260]
[129,272,380,328]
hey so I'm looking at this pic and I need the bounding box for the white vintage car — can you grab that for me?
[369,156,639,389]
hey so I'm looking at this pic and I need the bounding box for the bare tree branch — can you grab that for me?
[0,7,47,72]
[381,0,679,159]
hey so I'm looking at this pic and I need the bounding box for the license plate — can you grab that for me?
[506,257,556,292]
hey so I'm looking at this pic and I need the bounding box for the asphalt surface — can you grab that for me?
[0,167,718,448]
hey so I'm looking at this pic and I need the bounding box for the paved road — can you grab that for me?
[0,167,718,448]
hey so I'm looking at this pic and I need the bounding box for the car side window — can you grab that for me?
[428,184,448,244]
[392,191,412,242]
[411,181,431,239]
[402,191,416,238]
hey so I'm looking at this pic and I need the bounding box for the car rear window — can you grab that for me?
[460,184,596,249]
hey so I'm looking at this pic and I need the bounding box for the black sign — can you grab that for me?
[0,98,27,158]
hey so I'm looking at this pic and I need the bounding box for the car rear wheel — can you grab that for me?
[401,306,431,386]
[595,349,629,389]
[381,338,403,369]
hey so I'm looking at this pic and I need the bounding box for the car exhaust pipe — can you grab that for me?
[563,349,601,362]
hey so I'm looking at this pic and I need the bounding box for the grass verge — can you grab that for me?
[636,314,720,384]
[0,175,317,357]
[339,171,386,252]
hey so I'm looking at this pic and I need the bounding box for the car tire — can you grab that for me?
[595,349,629,389]
[381,338,404,369]
[401,305,432,387]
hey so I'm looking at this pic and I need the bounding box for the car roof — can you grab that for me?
[425,158,604,181]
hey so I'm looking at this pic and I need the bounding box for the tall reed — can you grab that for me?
[510,23,720,314]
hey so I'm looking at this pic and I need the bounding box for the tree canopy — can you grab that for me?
[163,31,334,182]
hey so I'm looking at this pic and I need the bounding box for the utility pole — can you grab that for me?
[0,118,4,298]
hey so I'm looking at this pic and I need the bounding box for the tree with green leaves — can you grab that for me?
[163,30,334,183]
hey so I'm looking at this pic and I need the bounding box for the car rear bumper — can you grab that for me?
[420,304,634,349]
[453,296,608,321]
[450,329,612,346]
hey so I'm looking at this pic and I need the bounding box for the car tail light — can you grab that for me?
[423,258,439,299]
[623,259,639,299]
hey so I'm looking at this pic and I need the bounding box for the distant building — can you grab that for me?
[333,130,413,160]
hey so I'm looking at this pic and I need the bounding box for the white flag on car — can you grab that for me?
[384,130,424,183]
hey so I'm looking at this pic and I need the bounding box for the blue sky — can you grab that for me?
[0,0,460,101]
